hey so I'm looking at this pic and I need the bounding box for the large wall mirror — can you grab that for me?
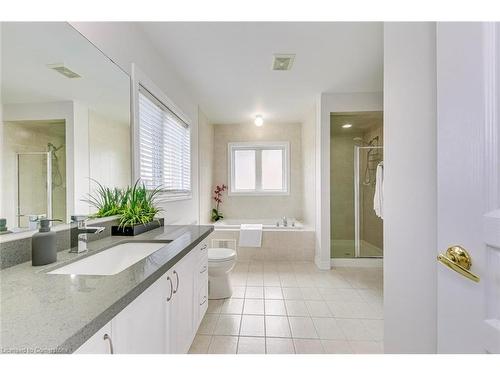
[1,22,131,234]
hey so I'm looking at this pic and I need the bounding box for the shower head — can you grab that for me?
[48,143,64,152]
[353,136,379,146]
[353,137,370,146]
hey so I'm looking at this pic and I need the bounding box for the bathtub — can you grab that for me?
[209,218,314,261]
[214,218,304,230]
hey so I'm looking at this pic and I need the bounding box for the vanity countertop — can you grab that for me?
[0,225,213,354]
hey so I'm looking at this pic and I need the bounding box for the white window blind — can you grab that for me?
[138,85,191,197]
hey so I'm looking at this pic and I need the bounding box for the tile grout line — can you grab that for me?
[235,310,243,354]
[283,286,297,354]
[263,290,267,354]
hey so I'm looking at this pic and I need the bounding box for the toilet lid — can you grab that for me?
[208,248,237,262]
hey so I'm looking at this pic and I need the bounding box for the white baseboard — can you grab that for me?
[331,258,383,267]
[315,255,332,270]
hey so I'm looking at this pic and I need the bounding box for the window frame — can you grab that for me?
[227,141,290,196]
[132,64,192,201]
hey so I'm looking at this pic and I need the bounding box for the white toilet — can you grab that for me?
[208,247,237,299]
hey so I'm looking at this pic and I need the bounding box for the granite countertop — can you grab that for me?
[0,225,213,354]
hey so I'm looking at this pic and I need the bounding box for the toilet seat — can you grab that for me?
[208,248,237,263]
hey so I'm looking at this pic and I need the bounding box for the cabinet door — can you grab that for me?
[164,271,174,354]
[112,274,168,354]
[74,322,113,354]
[169,252,197,353]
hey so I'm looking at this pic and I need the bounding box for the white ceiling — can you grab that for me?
[2,22,130,124]
[140,22,383,124]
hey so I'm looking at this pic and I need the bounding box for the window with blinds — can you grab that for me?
[138,85,191,198]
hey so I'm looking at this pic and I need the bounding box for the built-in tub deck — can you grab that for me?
[210,219,314,261]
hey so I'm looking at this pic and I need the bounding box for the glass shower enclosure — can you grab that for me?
[354,146,383,257]
[16,151,52,228]
[330,111,384,259]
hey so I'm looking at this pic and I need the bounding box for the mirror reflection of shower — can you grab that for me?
[47,142,64,188]
[1,120,67,231]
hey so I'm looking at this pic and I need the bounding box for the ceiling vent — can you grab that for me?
[272,54,295,71]
[47,63,81,79]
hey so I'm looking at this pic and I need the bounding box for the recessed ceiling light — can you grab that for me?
[254,115,264,127]
[342,123,352,129]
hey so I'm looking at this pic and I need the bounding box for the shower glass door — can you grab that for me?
[17,152,51,228]
[355,146,383,258]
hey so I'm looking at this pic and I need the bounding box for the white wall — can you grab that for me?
[302,106,316,228]
[88,109,131,190]
[212,122,303,221]
[198,109,214,224]
[316,92,383,269]
[71,22,200,225]
[383,22,437,353]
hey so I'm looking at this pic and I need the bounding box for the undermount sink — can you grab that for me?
[48,241,171,276]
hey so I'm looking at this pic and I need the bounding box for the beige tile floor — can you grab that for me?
[189,261,383,354]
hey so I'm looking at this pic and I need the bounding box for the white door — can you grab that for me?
[437,22,500,353]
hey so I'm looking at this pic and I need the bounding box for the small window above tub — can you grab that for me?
[228,142,290,196]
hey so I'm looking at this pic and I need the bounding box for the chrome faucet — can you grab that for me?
[70,215,105,253]
[282,216,288,227]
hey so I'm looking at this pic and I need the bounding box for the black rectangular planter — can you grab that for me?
[111,218,164,236]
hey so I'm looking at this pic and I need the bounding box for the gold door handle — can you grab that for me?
[437,245,480,283]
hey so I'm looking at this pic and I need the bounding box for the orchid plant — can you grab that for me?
[211,184,227,222]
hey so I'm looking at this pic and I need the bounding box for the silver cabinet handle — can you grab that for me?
[167,276,173,301]
[103,333,114,354]
[200,265,207,274]
[200,243,207,251]
[200,296,207,306]
[173,270,179,294]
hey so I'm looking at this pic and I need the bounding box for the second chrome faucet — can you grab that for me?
[70,215,105,253]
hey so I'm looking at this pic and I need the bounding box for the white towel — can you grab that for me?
[374,161,384,219]
[238,224,263,247]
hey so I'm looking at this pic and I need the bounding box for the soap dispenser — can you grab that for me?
[32,219,61,266]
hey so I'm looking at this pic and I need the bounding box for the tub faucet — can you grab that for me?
[282,216,288,227]
[70,215,105,253]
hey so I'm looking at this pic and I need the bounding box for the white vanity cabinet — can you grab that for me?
[74,239,209,354]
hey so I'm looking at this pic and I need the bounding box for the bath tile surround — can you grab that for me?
[189,260,383,354]
[209,230,316,262]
